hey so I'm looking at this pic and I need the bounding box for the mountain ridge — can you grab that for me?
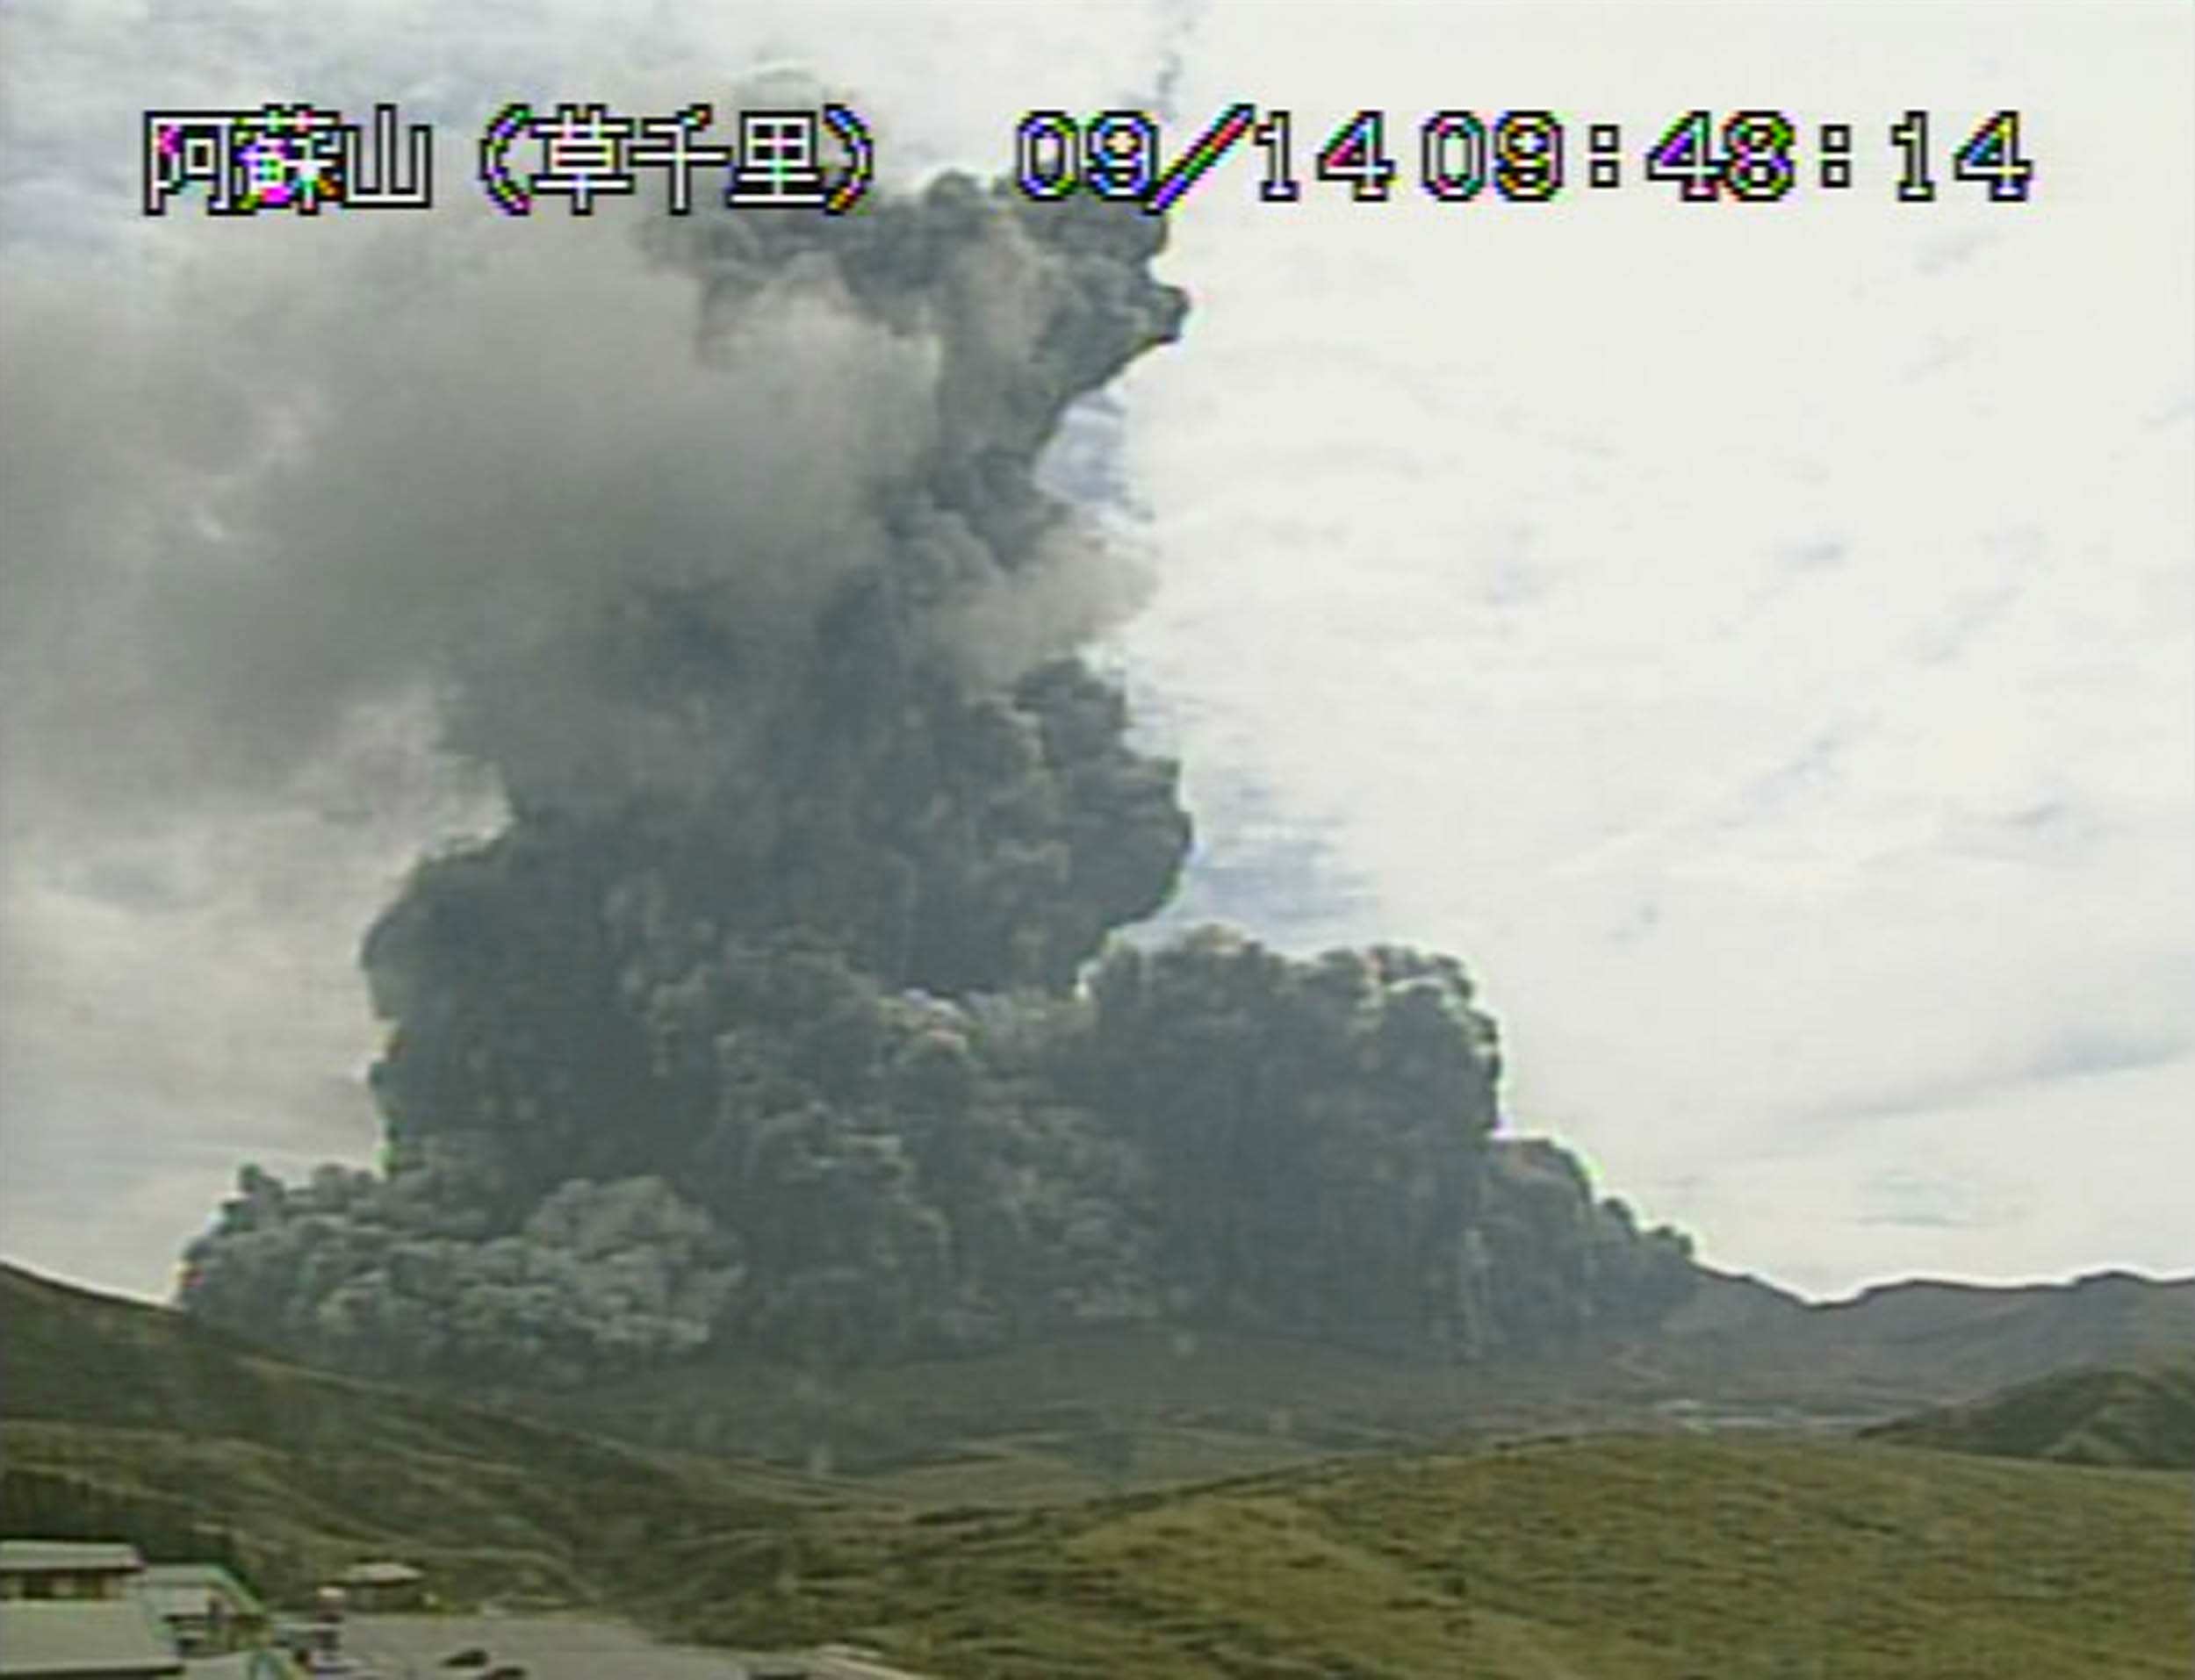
[1860,1353,2195,1469]
[8,1255,2191,1676]
[9,1253,2190,1483]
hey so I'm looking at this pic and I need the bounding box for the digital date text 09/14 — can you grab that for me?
[1014,106,2035,212]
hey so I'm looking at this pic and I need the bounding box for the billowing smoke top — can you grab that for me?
[371,174,1195,1015]
[447,174,1185,815]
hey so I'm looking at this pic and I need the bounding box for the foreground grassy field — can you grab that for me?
[646,1432,2190,1678]
[13,1417,2179,1676]
[8,1261,2189,1676]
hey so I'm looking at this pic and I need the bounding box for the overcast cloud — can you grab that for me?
[3,0,2189,1303]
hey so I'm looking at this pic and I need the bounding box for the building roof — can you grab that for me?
[0,1600,183,1677]
[133,1583,261,1625]
[0,1540,147,1577]
[134,1566,234,1590]
[336,1561,421,1587]
[174,1656,284,1679]
[133,1564,264,1619]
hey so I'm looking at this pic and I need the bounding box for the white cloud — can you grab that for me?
[1116,2,2195,1295]
[1,0,1192,1300]
[2,0,2189,1305]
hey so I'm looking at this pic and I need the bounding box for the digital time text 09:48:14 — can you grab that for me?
[1013,105,2035,215]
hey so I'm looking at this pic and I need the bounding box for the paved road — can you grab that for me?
[338,1613,754,1680]
[802,1647,932,1680]
[332,1616,930,1680]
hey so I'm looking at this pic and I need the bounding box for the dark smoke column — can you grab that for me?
[182,176,1205,1376]
[362,179,1195,1193]
[177,169,1698,1385]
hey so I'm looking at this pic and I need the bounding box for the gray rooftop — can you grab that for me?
[337,1561,422,1587]
[0,1600,183,1677]
[177,1656,291,1678]
[133,1564,264,1618]
[0,1540,146,1576]
[135,1566,231,1588]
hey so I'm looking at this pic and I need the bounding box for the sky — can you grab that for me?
[2,0,2189,1306]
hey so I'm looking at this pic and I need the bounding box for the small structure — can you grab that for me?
[335,1560,425,1612]
[0,1542,148,1605]
[271,1614,340,1668]
[273,1585,348,1666]
[132,1563,268,1657]
[0,1600,184,1678]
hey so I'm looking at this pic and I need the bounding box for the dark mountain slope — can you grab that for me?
[6,1260,2190,1676]
[0,1260,877,1607]
[1632,1267,2195,1419]
[1859,1354,2195,1469]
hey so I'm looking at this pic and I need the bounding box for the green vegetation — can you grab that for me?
[687,1434,2187,1678]
[501,1267,2192,1491]
[0,1261,875,1610]
[1861,1356,2195,1470]
[7,1260,2191,1676]
[516,1321,1526,1481]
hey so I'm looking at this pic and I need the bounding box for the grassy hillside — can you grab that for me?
[0,1261,879,1609]
[507,1267,2195,1496]
[5,1262,2188,1676]
[14,1254,2191,1514]
[510,1322,1594,1496]
[1860,1356,2195,1470]
[661,1432,2191,1678]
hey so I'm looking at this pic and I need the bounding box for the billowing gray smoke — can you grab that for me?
[176,169,1694,1386]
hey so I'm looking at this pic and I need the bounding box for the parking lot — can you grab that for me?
[337,1613,759,1680]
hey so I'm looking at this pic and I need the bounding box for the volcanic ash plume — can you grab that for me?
[176,172,1695,1386]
